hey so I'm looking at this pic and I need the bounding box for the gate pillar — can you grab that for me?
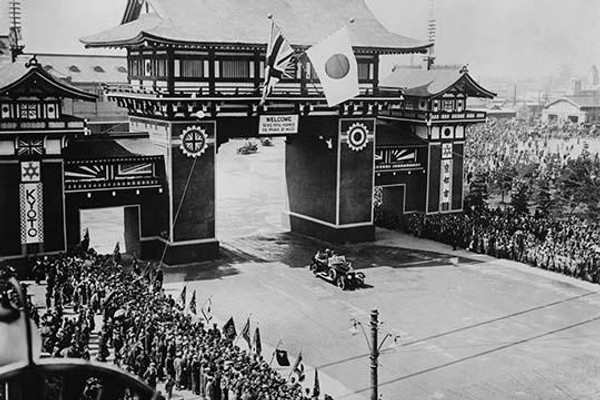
[136,118,219,265]
[285,118,376,243]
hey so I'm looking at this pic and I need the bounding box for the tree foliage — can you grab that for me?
[556,150,600,217]
[465,172,489,214]
[511,178,530,214]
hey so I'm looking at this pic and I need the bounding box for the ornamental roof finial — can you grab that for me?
[25,55,39,68]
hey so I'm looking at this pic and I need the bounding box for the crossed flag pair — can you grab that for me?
[178,286,212,323]
[262,16,359,107]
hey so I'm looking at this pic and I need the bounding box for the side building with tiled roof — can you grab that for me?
[23,53,129,131]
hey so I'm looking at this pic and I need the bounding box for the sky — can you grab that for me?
[10,0,600,80]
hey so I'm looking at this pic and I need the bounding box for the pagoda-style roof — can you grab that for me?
[81,0,431,54]
[380,67,496,99]
[0,56,97,101]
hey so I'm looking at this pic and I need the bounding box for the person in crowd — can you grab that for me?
[31,249,310,400]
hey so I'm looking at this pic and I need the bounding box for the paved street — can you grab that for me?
[79,138,600,400]
[163,231,600,400]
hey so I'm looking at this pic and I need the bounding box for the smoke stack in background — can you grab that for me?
[572,79,582,96]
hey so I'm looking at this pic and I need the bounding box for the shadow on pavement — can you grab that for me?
[166,233,485,283]
[222,233,484,271]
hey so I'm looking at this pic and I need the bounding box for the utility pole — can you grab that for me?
[424,0,436,70]
[8,0,24,62]
[350,309,398,400]
[370,309,379,400]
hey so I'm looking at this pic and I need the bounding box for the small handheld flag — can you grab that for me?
[179,285,187,307]
[189,290,197,315]
[291,351,305,382]
[275,349,290,366]
[313,368,321,398]
[223,317,237,340]
[241,317,251,348]
[201,296,213,324]
[253,326,262,355]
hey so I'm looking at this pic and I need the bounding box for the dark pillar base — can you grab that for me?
[289,214,375,244]
[124,206,141,256]
[141,239,220,266]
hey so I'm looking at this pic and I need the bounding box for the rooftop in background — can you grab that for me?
[545,96,600,110]
[80,0,432,54]
[0,55,96,100]
[23,53,128,84]
[380,66,496,99]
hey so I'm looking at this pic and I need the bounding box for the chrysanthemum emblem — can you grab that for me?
[346,122,370,152]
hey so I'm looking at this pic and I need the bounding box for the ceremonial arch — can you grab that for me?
[0,0,495,267]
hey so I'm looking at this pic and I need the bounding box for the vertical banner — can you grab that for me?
[20,183,44,244]
[440,159,453,211]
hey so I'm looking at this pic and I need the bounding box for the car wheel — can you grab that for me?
[309,263,317,274]
[356,276,364,287]
[328,268,337,281]
[337,276,346,290]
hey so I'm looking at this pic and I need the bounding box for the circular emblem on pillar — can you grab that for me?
[180,126,208,158]
[346,122,369,152]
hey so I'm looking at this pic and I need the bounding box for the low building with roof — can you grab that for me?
[541,96,600,124]
[24,53,129,130]
[0,55,167,263]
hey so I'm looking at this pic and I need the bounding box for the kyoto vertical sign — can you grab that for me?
[20,161,44,244]
[440,143,453,211]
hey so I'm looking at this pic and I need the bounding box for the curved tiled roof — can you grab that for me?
[0,56,97,101]
[26,53,128,84]
[380,67,496,99]
[81,0,431,54]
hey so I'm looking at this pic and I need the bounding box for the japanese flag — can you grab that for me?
[307,27,359,107]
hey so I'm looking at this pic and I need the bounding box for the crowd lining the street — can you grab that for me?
[387,119,600,284]
[35,250,318,400]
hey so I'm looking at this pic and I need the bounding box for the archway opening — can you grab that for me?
[215,138,290,240]
[79,207,127,255]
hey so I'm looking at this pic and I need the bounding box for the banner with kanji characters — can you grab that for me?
[20,182,44,244]
[440,159,453,211]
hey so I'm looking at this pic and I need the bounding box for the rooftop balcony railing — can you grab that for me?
[103,82,404,103]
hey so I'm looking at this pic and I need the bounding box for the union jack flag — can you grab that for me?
[17,138,44,156]
[261,18,295,104]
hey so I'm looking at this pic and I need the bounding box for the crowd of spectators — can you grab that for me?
[404,211,600,283]
[34,251,317,400]
[465,119,598,189]
[388,118,600,285]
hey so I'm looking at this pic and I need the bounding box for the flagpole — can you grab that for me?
[268,338,283,366]
[235,314,251,346]
[201,295,212,324]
